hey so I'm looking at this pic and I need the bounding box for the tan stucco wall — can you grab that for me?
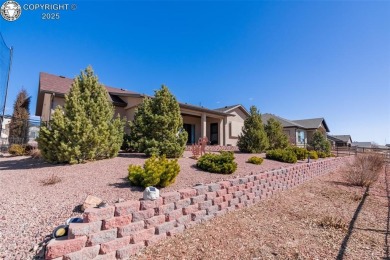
[307,124,327,142]
[122,96,143,121]
[52,96,65,110]
[114,107,126,118]
[225,108,246,146]
[283,128,296,145]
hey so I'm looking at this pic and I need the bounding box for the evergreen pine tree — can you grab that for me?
[8,89,30,145]
[308,131,331,154]
[237,106,269,153]
[37,66,125,164]
[265,118,289,150]
[130,85,187,158]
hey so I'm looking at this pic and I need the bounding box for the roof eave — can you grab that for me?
[179,103,232,117]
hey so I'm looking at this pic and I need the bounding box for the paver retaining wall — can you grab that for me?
[45,156,350,259]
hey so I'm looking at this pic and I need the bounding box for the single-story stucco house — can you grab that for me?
[262,113,330,147]
[327,135,352,147]
[35,72,249,146]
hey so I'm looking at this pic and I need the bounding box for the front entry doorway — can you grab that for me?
[210,123,218,145]
[183,124,195,144]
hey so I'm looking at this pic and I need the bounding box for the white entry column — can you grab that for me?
[219,119,224,145]
[201,113,207,138]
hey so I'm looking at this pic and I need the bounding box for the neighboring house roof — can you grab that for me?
[262,113,305,128]
[328,135,352,143]
[352,142,389,149]
[351,142,373,148]
[292,118,330,132]
[214,104,250,117]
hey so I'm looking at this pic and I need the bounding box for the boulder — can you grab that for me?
[81,195,103,212]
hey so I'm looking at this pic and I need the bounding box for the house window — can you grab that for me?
[297,130,305,144]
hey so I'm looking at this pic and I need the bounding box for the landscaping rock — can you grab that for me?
[81,195,103,212]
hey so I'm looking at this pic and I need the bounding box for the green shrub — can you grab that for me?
[308,131,331,154]
[287,146,308,160]
[121,134,137,152]
[247,156,264,165]
[128,155,180,188]
[196,151,237,174]
[266,149,297,163]
[317,151,328,158]
[130,86,187,158]
[37,67,125,164]
[265,118,289,150]
[309,151,319,159]
[8,144,25,156]
[237,106,269,153]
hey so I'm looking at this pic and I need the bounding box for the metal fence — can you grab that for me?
[332,146,390,163]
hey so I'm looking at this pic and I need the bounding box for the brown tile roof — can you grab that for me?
[39,72,139,96]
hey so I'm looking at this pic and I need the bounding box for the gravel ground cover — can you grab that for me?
[136,163,389,260]
[0,151,293,259]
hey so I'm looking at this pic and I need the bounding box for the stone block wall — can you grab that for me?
[45,157,349,259]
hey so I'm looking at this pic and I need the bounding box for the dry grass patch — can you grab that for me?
[343,153,385,187]
[29,148,42,159]
[350,193,363,201]
[317,215,348,230]
[40,174,62,186]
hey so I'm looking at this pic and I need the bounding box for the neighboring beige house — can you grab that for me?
[0,117,11,139]
[262,113,330,147]
[28,126,39,141]
[35,72,249,146]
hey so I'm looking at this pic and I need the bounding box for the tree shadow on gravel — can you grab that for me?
[336,185,370,260]
[190,164,207,172]
[117,153,148,159]
[108,177,144,192]
[326,180,355,188]
[0,157,61,171]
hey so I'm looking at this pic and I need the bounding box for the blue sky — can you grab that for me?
[0,1,389,144]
